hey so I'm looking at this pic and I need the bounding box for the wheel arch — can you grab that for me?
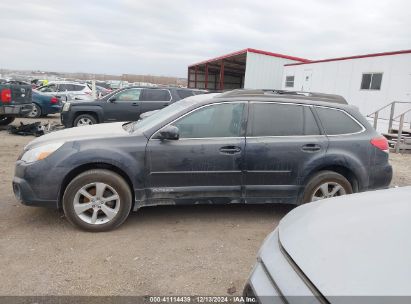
[302,164,360,194]
[73,111,100,123]
[58,162,135,210]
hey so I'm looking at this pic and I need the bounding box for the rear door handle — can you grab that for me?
[219,146,242,154]
[302,144,321,152]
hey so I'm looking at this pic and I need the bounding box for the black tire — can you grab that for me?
[73,114,97,127]
[63,169,132,232]
[0,116,15,126]
[302,170,353,203]
[26,103,42,118]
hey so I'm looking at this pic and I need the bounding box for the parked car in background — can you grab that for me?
[13,90,392,231]
[96,85,111,97]
[0,80,33,125]
[244,187,411,302]
[60,86,206,127]
[35,81,92,101]
[26,91,62,118]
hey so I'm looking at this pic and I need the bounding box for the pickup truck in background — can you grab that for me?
[0,81,33,125]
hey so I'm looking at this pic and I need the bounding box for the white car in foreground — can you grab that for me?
[244,186,411,304]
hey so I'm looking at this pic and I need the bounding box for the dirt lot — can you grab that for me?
[0,116,410,296]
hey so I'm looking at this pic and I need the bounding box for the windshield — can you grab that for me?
[126,93,219,133]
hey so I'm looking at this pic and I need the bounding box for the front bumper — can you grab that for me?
[13,176,57,208]
[12,159,67,209]
[243,230,321,304]
[0,104,33,116]
[60,110,74,127]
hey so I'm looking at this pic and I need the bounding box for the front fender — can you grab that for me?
[55,144,146,200]
[71,106,104,122]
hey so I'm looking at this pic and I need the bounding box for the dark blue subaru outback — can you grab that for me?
[13,90,392,231]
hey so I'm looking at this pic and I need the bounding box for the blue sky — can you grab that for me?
[0,0,410,77]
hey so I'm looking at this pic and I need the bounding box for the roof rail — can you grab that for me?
[217,89,348,104]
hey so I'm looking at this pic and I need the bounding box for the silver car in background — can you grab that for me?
[35,81,93,102]
[244,187,411,304]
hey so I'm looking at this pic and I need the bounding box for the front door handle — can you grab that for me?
[302,144,321,152]
[219,146,241,154]
[132,103,139,106]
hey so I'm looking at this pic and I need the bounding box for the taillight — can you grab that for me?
[1,89,11,103]
[50,96,58,104]
[371,136,389,152]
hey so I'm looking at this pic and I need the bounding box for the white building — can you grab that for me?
[188,49,411,123]
[282,50,411,120]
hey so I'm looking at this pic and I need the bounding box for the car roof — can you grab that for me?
[173,90,353,111]
[120,86,205,91]
[46,81,87,85]
[217,89,347,104]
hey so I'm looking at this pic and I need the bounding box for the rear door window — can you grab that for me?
[38,84,57,93]
[315,107,363,135]
[72,84,86,91]
[247,103,320,136]
[143,89,171,101]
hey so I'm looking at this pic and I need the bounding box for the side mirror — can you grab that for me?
[155,125,179,140]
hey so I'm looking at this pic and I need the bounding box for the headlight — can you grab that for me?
[21,142,64,163]
[62,102,71,112]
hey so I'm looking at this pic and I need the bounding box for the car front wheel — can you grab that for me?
[63,169,132,232]
[302,170,353,203]
[74,114,97,127]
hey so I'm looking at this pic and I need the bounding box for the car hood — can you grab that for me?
[25,122,130,150]
[278,187,411,298]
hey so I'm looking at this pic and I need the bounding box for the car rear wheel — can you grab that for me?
[302,170,353,203]
[63,169,132,232]
[0,116,15,126]
[74,114,97,127]
[26,103,42,118]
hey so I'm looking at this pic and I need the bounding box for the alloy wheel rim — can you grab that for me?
[28,105,38,117]
[73,182,120,225]
[311,182,346,202]
[77,118,93,126]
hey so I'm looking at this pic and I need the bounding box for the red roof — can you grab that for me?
[285,49,411,66]
[188,48,310,67]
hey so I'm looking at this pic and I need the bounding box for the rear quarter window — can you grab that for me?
[143,89,171,101]
[315,107,363,135]
[176,89,195,99]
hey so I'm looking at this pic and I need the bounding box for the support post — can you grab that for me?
[219,60,225,91]
[373,112,379,130]
[187,68,190,88]
[395,114,405,153]
[194,66,198,88]
[205,63,208,90]
[388,102,395,133]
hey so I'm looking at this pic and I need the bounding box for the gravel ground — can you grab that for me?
[0,115,410,296]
